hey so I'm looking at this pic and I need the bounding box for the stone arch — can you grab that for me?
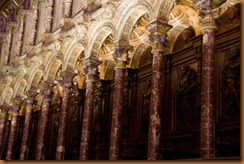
[26,68,44,91]
[43,50,56,73]
[44,59,62,81]
[169,4,201,34]
[2,87,13,104]
[86,21,116,59]
[129,43,152,68]
[165,4,201,53]
[0,77,13,105]
[166,25,194,53]
[116,4,150,42]
[13,78,27,98]
[114,0,153,32]
[64,40,85,70]
[98,60,116,80]
[152,0,178,21]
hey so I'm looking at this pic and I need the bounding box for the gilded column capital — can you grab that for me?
[10,97,21,112]
[0,103,10,113]
[200,14,218,31]
[39,81,55,100]
[83,58,102,82]
[147,19,172,52]
[26,89,39,103]
[195,0,219,32]
[115,40,133,69]
[147,19,172,35]
[0,103,9,119]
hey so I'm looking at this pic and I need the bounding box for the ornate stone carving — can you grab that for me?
[147,19,172,52]
[82,58,101,81]
[142,79,151,136]
[176,65,196,130]
[221,47,240,119]
[218,6,240,33]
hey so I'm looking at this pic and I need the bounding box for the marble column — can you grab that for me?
[146,20,172,160]
[0,104,9,159]
[200,10,218,159]
[55,71,75,160]
[109,43,132,160]
[19,90,37,160]
[79,58,101,160]
[35,81,54,160]
[5,99,21,160]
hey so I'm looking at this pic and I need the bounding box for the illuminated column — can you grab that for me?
[109,42,132,160]
[79,58,101,160]
[146,20,172,160]
[45,0,54,32]
[199,8,218,159]
[35,81,54,160]
[19,90,38,160]
[64,0,72,17]
[55,70,76,160]
[0,104,9,159]
[5,98,21,160]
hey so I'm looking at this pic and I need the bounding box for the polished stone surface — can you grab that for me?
[201,28,216,159]
[109,68,125,160]
[147,50,164,160]
[55,81,72,160]
[79,80,95,160]
[19,96,35,160]
[0,105,8,159]
[35,82,53,160]
[5,104,19,160]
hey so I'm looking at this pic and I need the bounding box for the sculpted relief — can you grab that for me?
[221,48,240,119]
[141,79,151,136]
[176,65,196,130]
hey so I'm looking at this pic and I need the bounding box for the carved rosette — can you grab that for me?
[146,20,172,160]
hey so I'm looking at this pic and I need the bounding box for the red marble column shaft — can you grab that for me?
[200,28,216,159]
[147,50,164,160]
[19,96,35,160]
[0,106,8,159]
[109,67,125,160]
[35,83,53,160]
[79,79,95,160]
[5,104,19,160]
[55,86,71,160]
[146,21,171,160]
